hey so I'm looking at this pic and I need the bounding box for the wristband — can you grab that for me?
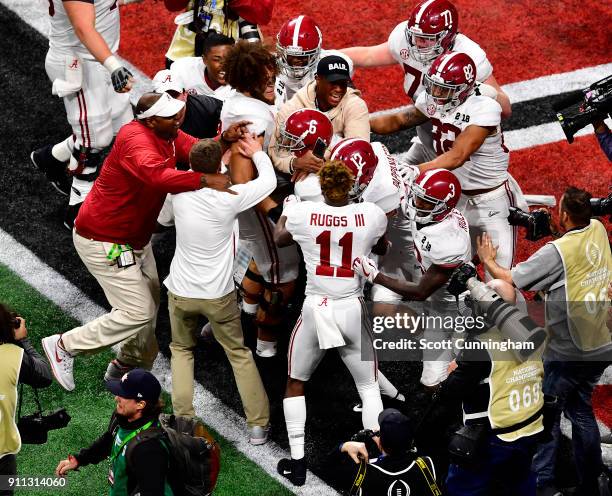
[103,55,122,74]
[200,174,208,188]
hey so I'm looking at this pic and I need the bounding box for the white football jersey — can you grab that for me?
[220,92,277,150]
[293,142,403,214]
[49,0,119,59]
[415,93,509,189]
[285,201,387,298]
[388,23,493,153]
[169,57,235,101]
[413,208,471,303]
[274,49,354,108]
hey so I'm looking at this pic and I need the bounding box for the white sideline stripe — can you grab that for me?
[0,228,337,495]
[370,62,612,117]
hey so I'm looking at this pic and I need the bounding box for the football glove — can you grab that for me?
[352,256,379,283]
[397,161,420,189]
[111,67,134,92]
[475,82,498,100]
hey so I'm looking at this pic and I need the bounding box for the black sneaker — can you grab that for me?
[30,145,71,196]
[277,458,307,486]
[63,203,82,231]
[104,359,136,382]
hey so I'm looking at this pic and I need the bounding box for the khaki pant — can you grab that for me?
[62,231,160,368]
[168,290,269,428]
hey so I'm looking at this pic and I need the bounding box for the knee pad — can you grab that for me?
[255,282,295,327]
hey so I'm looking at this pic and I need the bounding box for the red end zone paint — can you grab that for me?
[119,0,610,112]
[509,135,611,264]
[594,385,612,428]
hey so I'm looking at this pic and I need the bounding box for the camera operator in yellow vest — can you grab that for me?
[437,280,545,496]
[0,304,52,495]
[477,186,612,496]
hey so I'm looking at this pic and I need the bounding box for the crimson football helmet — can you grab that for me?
[408,168,461,223]
[277,109,333,157]
[405,0,458,64]
[423,51,476,115]
[277,15,322,80]
[330,138,378,200]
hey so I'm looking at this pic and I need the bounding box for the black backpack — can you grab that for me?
[126,414,220,496]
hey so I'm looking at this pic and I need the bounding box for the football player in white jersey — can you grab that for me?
[30,0,135,229]
[169,32,235,101]
[354,169,471,386]
[371,51,523,276]
[276,116,408,408]
[220,41,299,358]
[274,160,388,486]
[275,15,355,108]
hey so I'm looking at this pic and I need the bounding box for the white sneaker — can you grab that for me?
[248,424,270,445]
[200,322,216,342]
[42,334,75,391]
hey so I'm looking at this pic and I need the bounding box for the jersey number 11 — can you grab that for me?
[315,231,354,278]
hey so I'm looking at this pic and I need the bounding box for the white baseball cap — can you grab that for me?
[152,69,183,95]
[136,92,185,119]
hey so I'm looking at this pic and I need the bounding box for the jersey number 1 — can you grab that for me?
[315,231,354,278]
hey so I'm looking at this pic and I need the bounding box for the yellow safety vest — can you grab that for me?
[551,219,612,352]
[0,343,23,458]
[166,0,242,61]
[477,329,545,442]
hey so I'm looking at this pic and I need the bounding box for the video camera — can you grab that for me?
[17,386,71,444]
[508,190,612,241]
[554,74,612,144]
[591,191,612,220]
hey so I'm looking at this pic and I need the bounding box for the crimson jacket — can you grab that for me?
[75,120,201,249]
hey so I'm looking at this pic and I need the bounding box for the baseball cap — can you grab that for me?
[106,368,161,403]
[316,55,351,83]
[378,408,413,454]
[152,69,183,95]
[136,92,185,119]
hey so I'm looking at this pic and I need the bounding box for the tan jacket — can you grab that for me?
[268,81,370,173]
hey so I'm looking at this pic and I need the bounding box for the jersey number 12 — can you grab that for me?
[315,231,354,278]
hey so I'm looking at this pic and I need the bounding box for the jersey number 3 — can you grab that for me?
[316,231,354,278]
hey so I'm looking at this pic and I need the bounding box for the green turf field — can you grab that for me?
[0,264,292,496]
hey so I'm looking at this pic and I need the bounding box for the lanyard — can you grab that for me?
[110,420,154,462]
[106,244,133,262]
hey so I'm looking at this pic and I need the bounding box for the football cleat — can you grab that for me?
[42,334,75,391]
[30,145,72,196]
[277,457,307,486]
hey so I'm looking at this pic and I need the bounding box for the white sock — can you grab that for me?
[283,396,306,460]
[241,301,258,315]
[51,137,74,162]
[358,382,384,430]
[256,339,277,358]
[378,371,401,399]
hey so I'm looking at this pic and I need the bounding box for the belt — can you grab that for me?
[463,180,507,196]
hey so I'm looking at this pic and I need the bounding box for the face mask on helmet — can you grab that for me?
[410,181,449,224]
[277,46,319,80]
[276,126,309,157]
[406,28,447,64]
[423,73,467,115]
